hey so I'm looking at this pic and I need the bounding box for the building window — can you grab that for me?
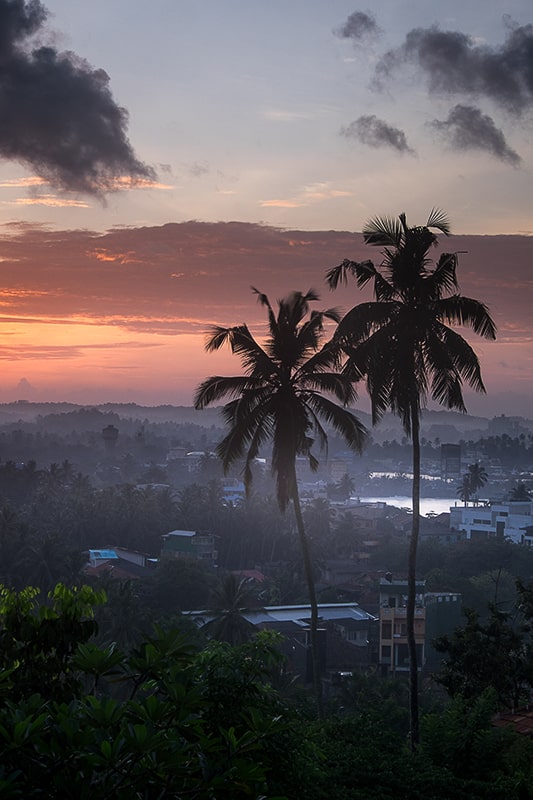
[394,622,407,637]
[381,621,392,639]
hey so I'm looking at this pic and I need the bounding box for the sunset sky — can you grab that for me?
[0,0,532,417]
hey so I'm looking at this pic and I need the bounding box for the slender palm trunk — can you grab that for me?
[407,403,421,751]
[291,474,322,718]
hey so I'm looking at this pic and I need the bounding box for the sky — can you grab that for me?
[0,0,532,417]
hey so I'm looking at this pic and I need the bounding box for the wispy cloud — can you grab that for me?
[89,248,142,264]
[0,176,47,188]
[262,109,317,121]
[260,182,353,208]
[9,195,91,208]
[108,176,174,191]
[0,339,162,361]
[259,199,305,208]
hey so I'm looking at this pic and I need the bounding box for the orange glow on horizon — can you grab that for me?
[0,220,529,414]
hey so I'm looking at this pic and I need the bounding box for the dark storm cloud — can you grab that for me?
[430,105,521,165]
[341,115,415,154]
[374,20,533,116]
[0,0,155,195]
[334,11,381,43]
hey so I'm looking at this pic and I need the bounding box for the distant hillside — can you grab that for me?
[0,401,530,443]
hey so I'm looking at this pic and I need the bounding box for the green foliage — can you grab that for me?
[0,583,104,702]
[144,556,213,613]
[433,604,533,709]
[421,691,533,793]
[0,585,289,799]
[271,713,509,800]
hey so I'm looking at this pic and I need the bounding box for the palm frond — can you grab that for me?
[422,333,469,411]
[305,393,367,452]
[352,260,380,290]
[298,338,345,375]
[252,286,279,338]
[434,325,487,394]
[194,375,257,409]
[300,371,359,406]
[218,325,279,377]
[325,259,377,290]
[363,215,404,248]
[426,207,451,235]
[219,388,274,437]
[291,310,341,367]
[204,325,234,352]
[241,408,275,494]
[428,252,459,295]
[297,403,329,454]
[216,399,273,472]
[337,301,398,344]
[438,296,497,340]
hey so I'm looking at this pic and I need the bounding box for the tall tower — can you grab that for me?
[102,424,119,455]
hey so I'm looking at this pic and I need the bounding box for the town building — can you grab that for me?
[186,602,378,681]
[379,577,426,676]
[377,577,462,676]
[440,443,461,480]
[449,500,533,545]
[85,546,156,580]
[161,529,218,565]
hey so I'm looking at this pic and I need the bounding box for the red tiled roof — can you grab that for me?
[492,707,533,736]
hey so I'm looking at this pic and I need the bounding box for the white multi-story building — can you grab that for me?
[449,500,533,545]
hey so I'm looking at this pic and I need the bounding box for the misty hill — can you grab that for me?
[0,401,531,445]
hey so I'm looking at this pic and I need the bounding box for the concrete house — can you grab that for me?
[161,529,218,565]
[449,500,533,545]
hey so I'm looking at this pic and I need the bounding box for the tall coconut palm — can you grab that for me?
[326,210,496,747]
[194,288,367,713]
[467,462,488,505]
[456,473,472,506]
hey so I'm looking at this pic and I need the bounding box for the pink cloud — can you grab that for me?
[0,220,529,409]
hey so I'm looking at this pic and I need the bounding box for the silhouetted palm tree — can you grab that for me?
[456,474,472,506]
[194,288,367,713]
[509,482,531,501]
[335,472,356,500]
[203,574,259,646]
[467,462,488,505]
[326,209,496,747]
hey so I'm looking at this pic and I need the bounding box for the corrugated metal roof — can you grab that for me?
[89,549,118,560]
[185,603,376,627]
